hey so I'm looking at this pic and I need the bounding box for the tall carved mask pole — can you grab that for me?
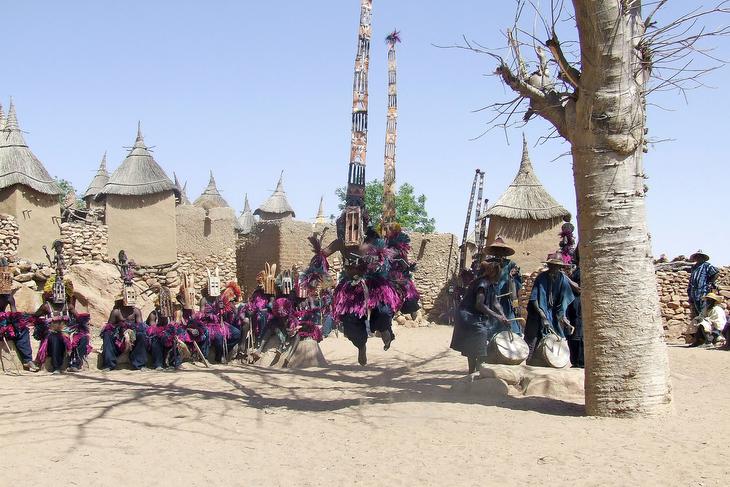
[340,0,373,248]
[381,29,400,232]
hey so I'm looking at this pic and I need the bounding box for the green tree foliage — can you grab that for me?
[336,180,436,233]
[54,177,83,208]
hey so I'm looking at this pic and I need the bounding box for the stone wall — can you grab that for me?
[409,232,459,319]
[0,214,19,257]
[516,259,730,341]
[655,262,730,340]
[59,220,108,265]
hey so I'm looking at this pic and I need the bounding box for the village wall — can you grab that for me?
[408,232,459,320]
[486,215,563,273]
[0,186,60,262]
[0,214,19,258]
[105,191,177,266]
[236,219,458,320]
[175,204,238,286]
[516,260,730,341]
[59,220,108,265]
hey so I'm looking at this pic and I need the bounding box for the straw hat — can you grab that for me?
[703,292,723,304]
[690,250,710,262]
[486,236,515,257]
[544,253,571,267]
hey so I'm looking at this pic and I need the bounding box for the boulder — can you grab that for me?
[12,286,41,312]
[14,272,34,283]
[67,261,156,327]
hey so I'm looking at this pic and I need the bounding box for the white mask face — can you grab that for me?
[123,285,137,306]
[207,268,221,297]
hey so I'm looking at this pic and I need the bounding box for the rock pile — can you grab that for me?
[0,214,19,257]
[60,221,108,265]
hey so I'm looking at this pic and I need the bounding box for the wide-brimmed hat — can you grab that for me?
[703,292,723,303]
[544,253,571,267]
[690,250,710,262]
[486,236,515,257]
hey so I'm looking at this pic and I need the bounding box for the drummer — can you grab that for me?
[524,254,577,366]
[485,237,523,334]
[450,260,510,374]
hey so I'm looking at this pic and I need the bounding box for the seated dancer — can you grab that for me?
[33,275,91,373]
[283,297,326,368]
[0,258,38,372]
[196,273,242,364]
[524,254,576,366]
[253,295,293,359]
[248,277,271,347]
[450,260,510,374]
[100,251,148,371]
[688,293,726,347]
[485,237,523,335]
[384,223,420,316]
[148,287,187,370]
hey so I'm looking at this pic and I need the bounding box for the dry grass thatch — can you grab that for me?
[238,194,255,234]
[254,172,295,218]
[486,135,569,221]
[174,173,191,205]
[193,171,230,210]
[97,125,178,198]
[83,152,110,200]
[0,102,61,196]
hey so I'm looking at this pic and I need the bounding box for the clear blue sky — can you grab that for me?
[3,1,729,263]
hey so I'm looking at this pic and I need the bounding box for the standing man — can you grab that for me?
[687,250,719,318]
[524,254,576,365]
[485,237,523,335]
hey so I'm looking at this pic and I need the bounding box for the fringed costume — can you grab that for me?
[385,225,420,315]
[0,311,35,367]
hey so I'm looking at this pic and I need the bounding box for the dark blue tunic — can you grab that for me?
[497,259,523,334]
[688,262,719,315]
[524,271,575,348]
[450,278,502,358]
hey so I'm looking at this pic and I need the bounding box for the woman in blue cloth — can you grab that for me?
[450,260,510,374]
[524,255,576,365]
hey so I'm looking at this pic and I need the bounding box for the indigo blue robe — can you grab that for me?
[497,259,523,334]
[524,271,575,349]
[688,262,719,315]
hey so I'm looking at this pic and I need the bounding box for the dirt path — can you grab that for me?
[0,326,727,486]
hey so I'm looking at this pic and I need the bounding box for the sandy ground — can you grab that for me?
[0,325,728,487]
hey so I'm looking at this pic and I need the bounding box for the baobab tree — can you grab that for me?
[457,1,728,417]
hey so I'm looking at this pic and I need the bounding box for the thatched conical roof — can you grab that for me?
[237,193,255,234]
[83,152,110,200]
[97,123,178,198]
[174,172,191,205]
[486,135,569,221]
[0,100,61,195]
[254,172,295,218]
[193,170,230,210]
[0,103,5,130]
[315,195,327,224]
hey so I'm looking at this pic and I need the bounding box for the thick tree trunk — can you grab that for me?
[571,0,672,416]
